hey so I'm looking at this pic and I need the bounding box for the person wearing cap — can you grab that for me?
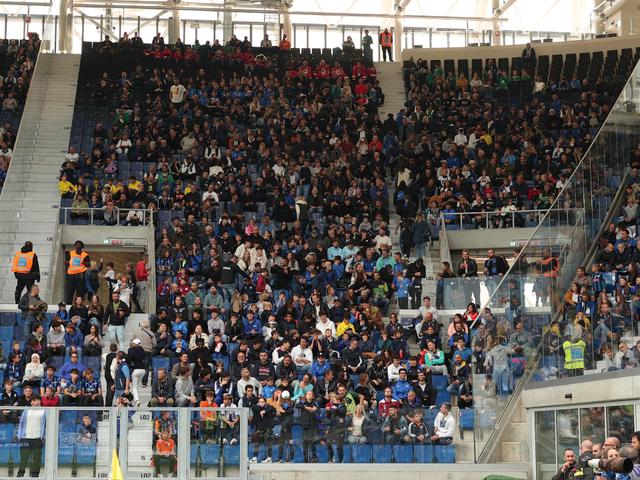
[431,402,455,445]
[11,241,40,304]
[64,240,91,304]
[128,338,146,407]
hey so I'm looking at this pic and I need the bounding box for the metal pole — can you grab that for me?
[137,15,140,34]
[54,15,57,52]
[81,14,84,42]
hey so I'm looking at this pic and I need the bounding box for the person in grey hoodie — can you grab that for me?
[484,339,515,395]
[46,320,66,357]
[174,365,196,406]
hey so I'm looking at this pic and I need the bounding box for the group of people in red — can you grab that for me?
[286,59,375,81]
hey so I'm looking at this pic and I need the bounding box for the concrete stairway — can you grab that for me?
[374,61,406,118]
[0,53,80,304]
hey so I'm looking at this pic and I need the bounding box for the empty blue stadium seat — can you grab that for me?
[414,444,434,463]
[460,409,474,429]
[432,375,448,390]
[435,444,455,463]
[152,356,170,373]
[224,445,240,465]
[351,444,371,463]
[0,326,13,340]
[0,313,15,326]
[372,444,392,463]
[84,356,101,372]
[436,390,450,405]
[393,444,414,463]
[341,444,352,463]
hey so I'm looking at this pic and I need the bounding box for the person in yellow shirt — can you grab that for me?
[127,175,143,194]
[336,316,356,337]
[58,174,77,199]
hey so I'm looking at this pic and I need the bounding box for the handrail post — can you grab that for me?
[90,207,93,225]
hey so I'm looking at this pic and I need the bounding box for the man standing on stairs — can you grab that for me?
[12,241,40,304]
[64,240,90,304]
[380,28,393,62]
[362,30,373,62]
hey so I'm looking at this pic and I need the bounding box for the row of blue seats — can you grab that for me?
[190,443,455,464]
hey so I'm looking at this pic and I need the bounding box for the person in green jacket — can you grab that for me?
[421,340,448,376]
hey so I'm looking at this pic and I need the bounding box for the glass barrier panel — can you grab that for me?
[56,408,112,480]
[126,408,179,479]
[0,407,43,478]
[471,59,640,461]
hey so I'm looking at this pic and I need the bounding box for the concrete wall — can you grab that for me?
[445,226,576,251]
[401,35,640,64]
[250,463,529,480]
[522,369,639,409]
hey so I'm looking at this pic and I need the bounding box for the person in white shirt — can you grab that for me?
[170,79,187,104]
[454,128,468,145]
[116,133,132,154]
[202,184,219,204]
[290,337,313,374]
[65,146,79,163]
[17,396,46,477]
[432,402,455,444]
[417,296,438,322]
[374,227,392,251]
[386,356,403,383]
[315,314,336,337]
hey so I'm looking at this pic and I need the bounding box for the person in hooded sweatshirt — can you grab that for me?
[11,241,40,304]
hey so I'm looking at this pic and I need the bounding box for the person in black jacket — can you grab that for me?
[484,249,510,301]
[220,256,249,302]
[413,369,436,408]
[12,241,40,304]
[552,448,577,480]
[457,249,480,305]
[104,343,118,406]
[127,339,146,407]
[325,385,348,463]
[103,291,130,352]
[296,390,319,462]
[250,397,275,462]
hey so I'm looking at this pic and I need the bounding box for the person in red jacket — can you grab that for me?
[352,61,366,78]
[41,386,60,407]
[354,77,369,96]
[298,60,313,79]
[315,59,330,79]
[331,62,345,79]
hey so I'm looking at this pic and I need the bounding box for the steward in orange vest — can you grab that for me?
[11,241,40,304]
[64,240,91,304]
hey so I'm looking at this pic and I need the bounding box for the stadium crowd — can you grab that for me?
[0,34,40,191]
[0,30,633,470]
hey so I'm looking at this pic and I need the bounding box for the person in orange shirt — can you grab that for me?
[279,34,291,51]
[199,389,219,443]
[153,430,177,476]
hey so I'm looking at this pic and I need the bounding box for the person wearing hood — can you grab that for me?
[11,241,40,304]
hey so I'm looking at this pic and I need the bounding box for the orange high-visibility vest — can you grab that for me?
[11,251,34,274]
[67,250,88,274]
[381,32,393,47]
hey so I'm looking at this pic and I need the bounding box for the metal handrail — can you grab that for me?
[442,207,582,230]
[59,206,155,226]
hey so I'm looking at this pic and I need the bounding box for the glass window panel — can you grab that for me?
[607,405,634,444]
[536,410,558,480]
[580,407,606,446]
[556,409,579,460]
[308,26,325,50]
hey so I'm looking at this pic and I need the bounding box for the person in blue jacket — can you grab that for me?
[392,271,411,309]
[392,368,412,400]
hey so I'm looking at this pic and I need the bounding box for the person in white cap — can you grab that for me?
[128,338,146,406]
